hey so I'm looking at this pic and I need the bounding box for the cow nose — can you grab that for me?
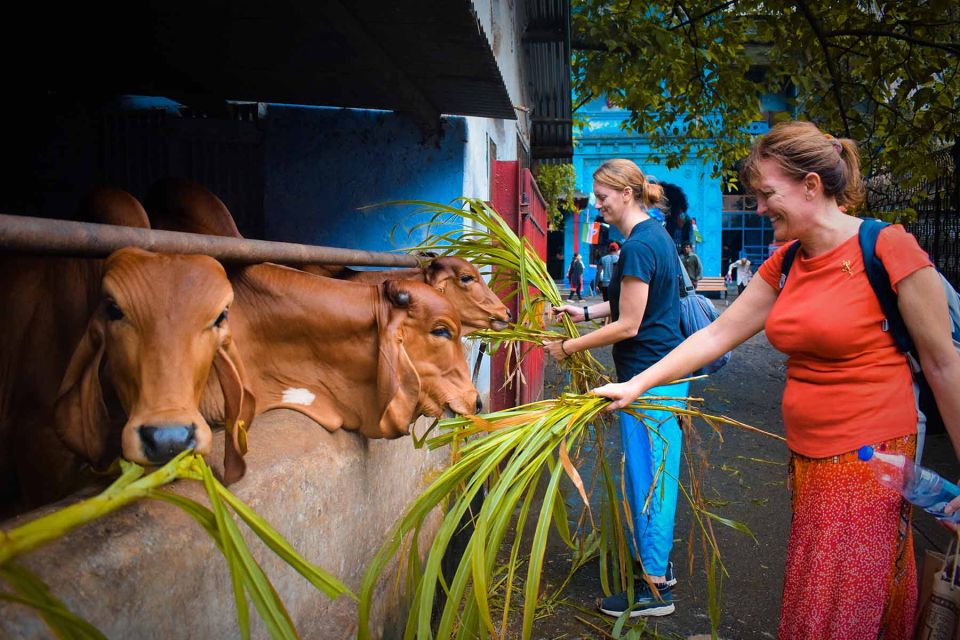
[475,395,483,414]
[139,424,197,463]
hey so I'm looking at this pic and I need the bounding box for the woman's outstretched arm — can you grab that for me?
[544,276,648,360]
[593,277,779,410]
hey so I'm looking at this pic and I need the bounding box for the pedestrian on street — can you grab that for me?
[544,158,686,618]
[680,242,702,289]
[567,253,585,300]
[726,252,752,295]
[598,241,620,302]
[593,120,960,640]
[691,216,703,253]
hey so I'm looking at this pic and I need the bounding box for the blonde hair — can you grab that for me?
[740,121,864,208]
[593,159,664,209]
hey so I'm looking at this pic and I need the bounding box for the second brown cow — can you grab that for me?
[145,178,510,333]
[217,263,480,438]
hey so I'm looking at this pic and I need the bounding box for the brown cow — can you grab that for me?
[0,192,251,514]
[145,177,242,237]
[145,178,511,333]
[54,248,252,483]
[0,189,151,511]
[220,263,480,438]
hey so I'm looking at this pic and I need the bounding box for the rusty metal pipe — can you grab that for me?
[0,214,421,267]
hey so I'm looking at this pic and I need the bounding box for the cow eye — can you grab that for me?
[431,326,453,339]
[105,299,124,321]
[213,308,229,328]
[459,274,474,284]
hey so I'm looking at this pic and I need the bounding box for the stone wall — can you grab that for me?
[0,409,447,639]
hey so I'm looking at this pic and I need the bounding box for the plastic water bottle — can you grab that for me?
[858,446,960,523]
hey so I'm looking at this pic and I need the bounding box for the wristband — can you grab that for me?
[583,306,590,321]
[560,340,570,356]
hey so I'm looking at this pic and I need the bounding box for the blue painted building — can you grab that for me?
[570,93,792,283]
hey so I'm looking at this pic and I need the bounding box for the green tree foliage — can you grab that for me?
[534,163,577,229]
[573,1,960,208]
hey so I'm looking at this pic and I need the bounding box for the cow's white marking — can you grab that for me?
[282,388,316,406]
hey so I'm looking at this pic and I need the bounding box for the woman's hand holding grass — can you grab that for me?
[551,304,585,323]
[592,378,645,411]
[543,339,570,361]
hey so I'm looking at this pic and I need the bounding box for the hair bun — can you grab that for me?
[643,182,664,208]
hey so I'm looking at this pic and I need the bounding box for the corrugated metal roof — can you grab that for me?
[6,0,515,123]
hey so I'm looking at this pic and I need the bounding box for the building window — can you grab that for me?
[721,194,775,274]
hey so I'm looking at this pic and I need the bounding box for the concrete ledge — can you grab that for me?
[0,409,447,639]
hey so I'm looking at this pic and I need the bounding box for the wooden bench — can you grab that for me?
[695,276,727,299]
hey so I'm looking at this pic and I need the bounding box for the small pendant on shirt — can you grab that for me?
[840,259,853,276]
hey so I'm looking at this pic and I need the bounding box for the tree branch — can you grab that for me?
[573,90,595,113]
[824,29,960,55]
[669,1,738,31]
[794,0,851,137]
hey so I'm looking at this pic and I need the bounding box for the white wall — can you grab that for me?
[462,0,528,201]
[460,0,531,398]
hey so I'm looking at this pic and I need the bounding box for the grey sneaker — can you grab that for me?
[597,582,674,618]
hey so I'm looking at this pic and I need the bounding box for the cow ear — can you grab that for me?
[376,285,421,437]
[54,313,110,464]
[212,337,256,485]
[425,259,456,289]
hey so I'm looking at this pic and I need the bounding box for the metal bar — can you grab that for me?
[0,214,420,267]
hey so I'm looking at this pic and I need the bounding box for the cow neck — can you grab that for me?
[228,263,382,431]
[349,267,423,284]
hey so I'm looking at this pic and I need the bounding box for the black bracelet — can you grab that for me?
[583,306,590,321]
[560,340,570,356]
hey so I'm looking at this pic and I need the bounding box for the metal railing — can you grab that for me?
[866,146,960,288]
[0,214,421,267]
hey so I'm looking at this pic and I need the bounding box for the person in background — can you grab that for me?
[690,216,703,253]
[593,120,960,640]
[721,244,733,278]
[726,252,752,295]
[680,242,702,289]
[598,241,620,302]
[567,253,585,301]
[544,158,686,618]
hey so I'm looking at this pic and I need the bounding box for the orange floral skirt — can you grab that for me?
[779,435,917,640]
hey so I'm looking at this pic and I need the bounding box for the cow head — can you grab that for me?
[423,257,510,333]
[377,280,481,437]
[54,248,254,482]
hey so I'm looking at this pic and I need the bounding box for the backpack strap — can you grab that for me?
[778,241,802,289]
[858,219,914,353]
[677,254,695,298]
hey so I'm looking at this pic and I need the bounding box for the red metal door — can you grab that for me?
[489,161,548,410]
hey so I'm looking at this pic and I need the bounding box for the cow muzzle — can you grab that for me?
[138,424,197,464]
[441,391,482,419]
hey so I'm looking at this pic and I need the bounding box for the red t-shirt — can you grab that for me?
[758,225,933,457]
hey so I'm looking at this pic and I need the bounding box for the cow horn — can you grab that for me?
[384,280,412,307]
